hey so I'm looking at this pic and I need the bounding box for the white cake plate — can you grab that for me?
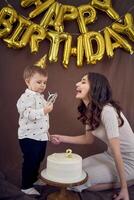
[41,169,87,184]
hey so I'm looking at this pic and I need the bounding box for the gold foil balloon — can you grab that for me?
[29,0,55,18]
[112,13,134,42]
[63,34,84,68]
[4,21,46,51]
[54,4,78,32]
[4,15,31,48]
[63,5,78,21]
[40,2,58,30]
[63,34,72,68]
[28,24,46,53]
[104,27,133,57]
[77,4,96,33]
[91,0,120,20]
[21,0,42,7]
[0,7,18,38]
[83,31,105,64]
[71,47,77,56]
[47,30,68,62]
[47,2,61,31]
[77,35,84,67]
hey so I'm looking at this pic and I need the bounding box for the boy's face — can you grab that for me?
[25,72,48,94]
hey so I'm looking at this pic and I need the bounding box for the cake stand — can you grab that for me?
[40,169,88,200]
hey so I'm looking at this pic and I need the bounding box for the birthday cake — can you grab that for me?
[41,149,86,183]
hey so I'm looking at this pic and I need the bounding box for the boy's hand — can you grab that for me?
[50,135,61,145]
[44,102,53,114]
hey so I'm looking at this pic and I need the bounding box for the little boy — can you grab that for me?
[17,66,53,195]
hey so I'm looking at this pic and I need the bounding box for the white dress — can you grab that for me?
[74,105,134,191]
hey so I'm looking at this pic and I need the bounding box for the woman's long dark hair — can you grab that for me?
[78,72,124,130]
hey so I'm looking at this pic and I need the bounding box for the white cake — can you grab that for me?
[41,150,84,183]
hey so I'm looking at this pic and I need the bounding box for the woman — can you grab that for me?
[51,72,134,200]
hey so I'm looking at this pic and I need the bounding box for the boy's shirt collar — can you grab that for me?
[25,88,44,96]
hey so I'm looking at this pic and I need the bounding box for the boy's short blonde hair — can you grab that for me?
[23,66,48,80]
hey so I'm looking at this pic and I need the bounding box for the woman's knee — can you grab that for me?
[87,183,114,191]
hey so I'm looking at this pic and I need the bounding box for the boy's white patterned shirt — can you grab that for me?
[17,89,49,141]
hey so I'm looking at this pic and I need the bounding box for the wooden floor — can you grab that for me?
[1,174,134,200]
[36,185,134,200]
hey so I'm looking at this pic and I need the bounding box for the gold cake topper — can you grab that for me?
[47,91,58,104]
[34,54,47,68]
[66,149,72,158]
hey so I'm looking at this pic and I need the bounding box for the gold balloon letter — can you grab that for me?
[63,34,72,68]
[54,4,78,32]
[104,27,133,57]
[47,30,68,62]
[40,2,59,30]
[63,34,84,68]
[20,23,46,53]
[77,35,84,67]
[77,4,96,33]
[29,24,46,53]
[4,15,31,48]
[0,7,17,38]
[91,0,119,20]
[29,0,55,18]
[21,0,42,7]
[83,31,105,64]
[112,13,134,42]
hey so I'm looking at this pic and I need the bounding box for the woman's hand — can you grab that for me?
[113,188,129,200]
[50,135,62,145]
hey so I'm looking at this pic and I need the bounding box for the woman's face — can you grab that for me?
[76,75,90,103]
